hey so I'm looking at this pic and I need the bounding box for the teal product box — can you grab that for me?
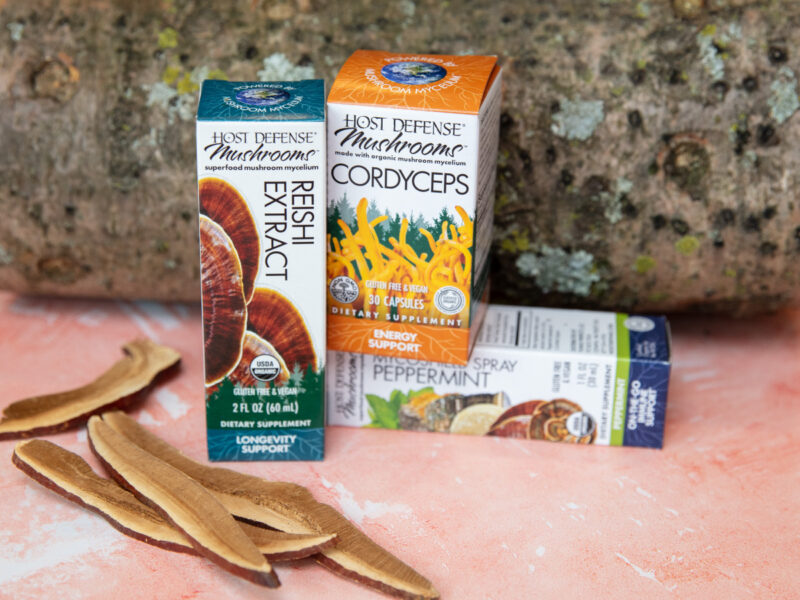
[196,80,326,461]
[327,304,671,449]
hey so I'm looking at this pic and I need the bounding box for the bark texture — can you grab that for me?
[1,0,799,314]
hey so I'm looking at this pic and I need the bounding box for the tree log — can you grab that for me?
[0,0,798,314]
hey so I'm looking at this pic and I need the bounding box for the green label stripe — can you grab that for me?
[610,314,630,446]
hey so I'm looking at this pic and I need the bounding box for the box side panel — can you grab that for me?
[471,68,502,324]
[622,360,670,449]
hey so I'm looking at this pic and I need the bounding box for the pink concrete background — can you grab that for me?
[0,291,798,599]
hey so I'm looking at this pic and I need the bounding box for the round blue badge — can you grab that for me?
[234,87,291,106]
[380,61,447,85]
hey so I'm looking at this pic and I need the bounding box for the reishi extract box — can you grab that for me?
[327,305,672,449]
[326,51,502,366]
[196,79,325,461]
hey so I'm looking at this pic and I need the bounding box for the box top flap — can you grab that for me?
[328,50,498,114]
[197,79,325,122]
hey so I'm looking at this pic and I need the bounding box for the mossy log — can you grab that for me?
[0,0,798,314]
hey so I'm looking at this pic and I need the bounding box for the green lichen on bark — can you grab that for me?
[551,98,605,141]
[675,235,701,255]
[768,66,800,124]
[634,255,657,274]
[516,247,601,297]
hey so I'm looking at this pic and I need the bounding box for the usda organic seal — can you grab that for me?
[330,275,359,304]
[434,286,465,315]
[250,354,282,382]
[566,411,596,438]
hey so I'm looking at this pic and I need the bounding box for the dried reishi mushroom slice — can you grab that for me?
[528,399,595,444]
[201,215,247,385]
[87,416,279,588]
[247,288,317,374]
[12,439,337,561]
[241,526,337,562]
[199,178,259,303]
[12,438,191,553]
[0,339,180,441]
[101,411,439,600]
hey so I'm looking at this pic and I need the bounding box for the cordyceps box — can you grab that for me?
[327,305,671,449]
[196,79,326,461]
[326,50,502,366]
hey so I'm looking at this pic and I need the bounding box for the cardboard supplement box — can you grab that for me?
[327,304,671,449]
[196,79,326,461]
[326,51,502,365]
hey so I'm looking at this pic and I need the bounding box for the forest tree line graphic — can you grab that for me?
[327,194,460,258]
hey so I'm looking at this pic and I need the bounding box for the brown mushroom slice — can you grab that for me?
[201,215,247,386]
[12,439,337,560]
[101,411,439,600]
[247,288,317,374]
[0,340,180,441]
[87,416,279,588]
[13,438,191,553]
[230,332,291,388]
[199,178,259,303]
[242,526,337,562]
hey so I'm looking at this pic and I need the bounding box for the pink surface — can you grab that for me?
[0,292,798,599]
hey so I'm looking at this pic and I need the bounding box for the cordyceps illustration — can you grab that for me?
[327,197,473,325]
[528,399,596,444]
[200,215,247,385]
[199,178,260,304]
[247,288,318,375]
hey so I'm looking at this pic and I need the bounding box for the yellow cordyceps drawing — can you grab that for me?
[327,197,473,326]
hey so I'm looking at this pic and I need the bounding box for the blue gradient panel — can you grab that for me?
[207,428,324,461]
[624,314,671,448]
[198,79,324,122]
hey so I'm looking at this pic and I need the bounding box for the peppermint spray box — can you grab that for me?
[328,304,671,449]
[196,80,325,461]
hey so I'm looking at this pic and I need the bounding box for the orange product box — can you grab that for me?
[326,50,502,365]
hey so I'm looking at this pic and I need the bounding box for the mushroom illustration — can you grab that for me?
[200,215,247,385]
[247,288,317,375]
[199,178,260,304]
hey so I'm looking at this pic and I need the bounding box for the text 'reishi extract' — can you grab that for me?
[196,79,325,461]
[326,51,502,365]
